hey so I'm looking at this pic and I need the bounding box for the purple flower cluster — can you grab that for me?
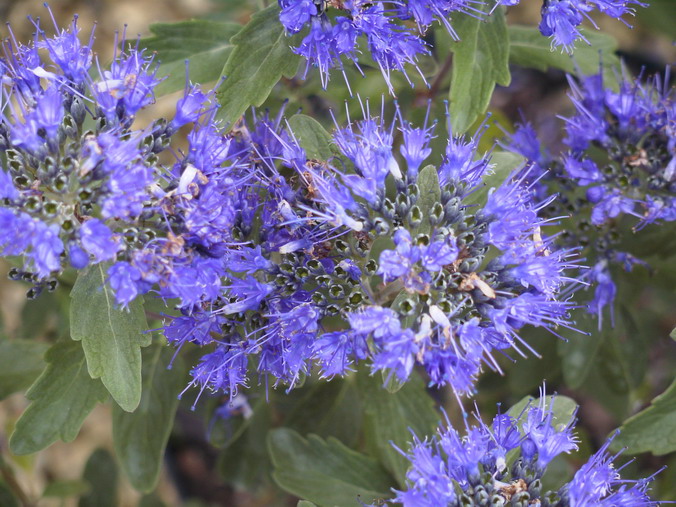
[503,67,674,325]
[533,0,646,52]
[394,394,657,506]
[143,101,580,403]
[277,0,647,88]
[0,9,581,403]
[277,0,479,90]
[0,8,220,298]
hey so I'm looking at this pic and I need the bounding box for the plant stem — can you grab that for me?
[416,52,454,106]
[0,453,34,507]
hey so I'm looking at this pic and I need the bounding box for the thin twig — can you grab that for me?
[416,52,454,106]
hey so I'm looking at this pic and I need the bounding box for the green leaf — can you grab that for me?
[18,291,63,339]
[219,398,272,491]
[287,114,336,161]
[268,428,395,506]
[449,6,511,133]
[43,480,90,498]
[286,378,363,446]
[79,449,118,507]
[297,502,317,507]
[508,26,620,82]
[138,493,167,507]
[70,263,151,412]
[113,344,185,492]
[0,340,48,400]
[671,327,676,341]
[416,164,442,237]
[216,5,301,127]
[357,370,439,486]
[464,151,525,206]
[507,328,562,394]
[0,481,19,507]
[140,20,241,96]
[502,394,579,480]
[558,311,604,389]
[508,394,578,429]
[612,378,676,455]
[10,340,108,455]
[636,0,676,38]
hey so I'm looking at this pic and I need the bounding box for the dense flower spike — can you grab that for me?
[502,67,674,324]
[393,394,658,506]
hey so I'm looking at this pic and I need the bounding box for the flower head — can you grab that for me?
[394,394,657,506]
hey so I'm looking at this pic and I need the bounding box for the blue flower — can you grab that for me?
[279,0,317,33]
[80,219,119,262]
[0,170,18,200]
[0,210,34,256]
[565,432,658,506]
[590,188,639,225]
[68,244,89,269]
[31,85,64,143]
[172,85,212,128]
[313,330,364,378]
[276,0,468,88]
[539,0,585,51]
[108,262,143,307]
[394,393,657,506]
[399,119,434,181]
[587,261,617,328]
[520,397,578,470]
[38,9,94,84]
[538,0,645,52]
[30,222,63,277]
[164,312,222,349]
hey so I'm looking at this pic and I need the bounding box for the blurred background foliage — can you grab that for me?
[0,0,674,505]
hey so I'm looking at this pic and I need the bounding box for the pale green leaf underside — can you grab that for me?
[10,340,107,455]
[268,428,395,506]
[70,263,151,412]
[216,5,301,127]
[113,345,185,492]
[613,378,676,455]
[140,19,241,96]
[450,5,511,134]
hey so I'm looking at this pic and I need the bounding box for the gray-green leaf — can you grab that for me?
[612,378,676,455]
[140,20,241,96]
[79,448,118,507]
[268,428,395,506]
[113,344,186,492]
[449,5,511,133]
[216,5,301,127]
[287,114,336,161]
[357,370,439,486]
[508,394,578,429]
[557,311,605,389]
[286,378,363,446]
[464,151,525,206]
[42,480,90,498]
[508,26,620,83]
[10,340,108,455]
[0,340,48,400]
[70,263,151,412]
[416,164,442,237]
